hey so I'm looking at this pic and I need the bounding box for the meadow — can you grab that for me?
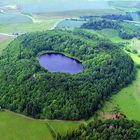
[0,35,13,55]
[0,111,53,140]
[0,13,32,24]
[0,111,81,140]
[0,19,60,33]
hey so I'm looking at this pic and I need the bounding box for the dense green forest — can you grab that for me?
[80,13,133,21]
[102,14,133,21]
[81,19,140,39]
[58,119,140,140]
[0,29,135,120]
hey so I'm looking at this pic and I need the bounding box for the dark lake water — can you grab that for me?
[39,53,84,74]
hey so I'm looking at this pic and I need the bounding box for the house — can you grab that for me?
[112,113,126,119]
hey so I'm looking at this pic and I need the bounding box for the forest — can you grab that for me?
[80,13,133,21]
[102,13,133,21]
[81,19,140,39]
[58,119,140,140]
[0,29,135,120]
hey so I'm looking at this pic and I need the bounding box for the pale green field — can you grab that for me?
[97,29,124,42]
[87,29,127,43]
[0,36,13,55]
[0,19,60,33]
[130,38,140,53]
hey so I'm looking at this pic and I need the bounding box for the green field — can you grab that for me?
[94,68,140,121]
[97,29,124,42]
[0,13,33,24]
[0,36,13,55]
[0,111,81,140]
[0,111,53,140]
[0,19,60,33]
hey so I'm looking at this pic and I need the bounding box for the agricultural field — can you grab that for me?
[0,35,13,55]
[0,111,53,140]
[0,19,60,33]
[0,13,33,24]
[0,111,81,140]
[96,29,124,42]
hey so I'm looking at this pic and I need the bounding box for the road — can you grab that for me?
[0,32,16,37]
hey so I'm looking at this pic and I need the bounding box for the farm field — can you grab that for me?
[94,69,140,121]
[97,29,124,42]
[0,35,13,55]
[0,111,53,140]
[0,111,81,140]
[0,19,60,33]
[0,13,33,24]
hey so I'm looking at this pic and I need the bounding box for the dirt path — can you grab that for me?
[20,13,42,23]
[50,19,65,30]
[3,109,84,123]
[0,33,15,37]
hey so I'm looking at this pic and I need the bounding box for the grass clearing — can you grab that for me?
[129,53,140,65]
[0,111,53,140]
[47,120,81,136]
[0,35,13,55]
[130,38,140,53]
[97,29,123,42]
